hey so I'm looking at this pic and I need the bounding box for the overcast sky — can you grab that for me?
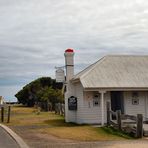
[1,0,148,101]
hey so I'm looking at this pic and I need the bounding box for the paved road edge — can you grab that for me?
[0,124,29,148]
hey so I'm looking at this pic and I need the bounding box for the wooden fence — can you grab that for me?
[55,103,65,116]
[0,105,11,123]
[35,102,53,112]
[107,102,143,138]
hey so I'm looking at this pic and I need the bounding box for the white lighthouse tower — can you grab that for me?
[64,49,76,122]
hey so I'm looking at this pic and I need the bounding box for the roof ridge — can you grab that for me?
[106,54,148,57]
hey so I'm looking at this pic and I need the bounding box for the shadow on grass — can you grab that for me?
[12,105,30,108]
[101,126,134,139]
[44,119,85,127]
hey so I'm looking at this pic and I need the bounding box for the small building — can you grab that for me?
[64,49,148,126]
[0,96,4,105]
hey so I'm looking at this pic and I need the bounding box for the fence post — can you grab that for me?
[55,104,57,114]
[63,104,65,116]
[58,103,60,114]
[117,110,122,130]
[136,114,143,138]
[46,102,49,112]
[107,102,111,126]
[59,103,62,115]
[1,107,4,122]
[51,103,53,112]
[7,106,11,123]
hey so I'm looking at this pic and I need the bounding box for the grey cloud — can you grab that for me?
[1,0,148,100]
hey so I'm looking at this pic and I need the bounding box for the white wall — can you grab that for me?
[65,88,148,124]
[65,82,111,124]
[64,82,76,123]
[77,91,110,124]
[65,92,76,122]
[75,90,148,124]
[124,91,148,119]
[74,82,84,123]
[65,82,84,123]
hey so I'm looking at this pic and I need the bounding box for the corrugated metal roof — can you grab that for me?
[72,55,148,88]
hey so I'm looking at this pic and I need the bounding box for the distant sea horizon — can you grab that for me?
[3,97,18,102]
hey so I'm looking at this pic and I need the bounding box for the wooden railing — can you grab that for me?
[107,102,143,138]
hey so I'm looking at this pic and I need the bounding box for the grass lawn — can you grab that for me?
[3,105,133,141]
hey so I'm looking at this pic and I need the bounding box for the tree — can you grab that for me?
[36,86,63,110]
[15,77,63,108]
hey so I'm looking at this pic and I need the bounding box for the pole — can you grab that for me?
[136,114,143,138]
[107,102,111,126]
[1,107,4,122]
[117,110,122,130]
[7,106,11,123]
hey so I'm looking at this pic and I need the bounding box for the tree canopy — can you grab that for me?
[15,77,63,108]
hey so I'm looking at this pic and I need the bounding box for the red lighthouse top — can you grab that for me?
[65,48,74,53]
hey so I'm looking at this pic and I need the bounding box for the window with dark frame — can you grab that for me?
[93,93,100,107]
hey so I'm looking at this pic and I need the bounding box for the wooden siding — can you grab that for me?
[65,82,85,123]
[66,88,148,124]
[124,91,148,119]
[74,82,84,123]
[64,91,76,122]
[64,82,76,122]
[76,91,110,124]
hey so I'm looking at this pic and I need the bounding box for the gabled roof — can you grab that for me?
[72,55,148,89]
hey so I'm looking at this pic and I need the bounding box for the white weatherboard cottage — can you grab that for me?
[64,49,148,126]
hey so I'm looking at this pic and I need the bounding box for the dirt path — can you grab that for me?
[21,138,148,148]
[9,125,148,148]
[9,125,75,148]
[28,139,148,148]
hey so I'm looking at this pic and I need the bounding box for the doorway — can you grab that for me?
[111,91,124,114]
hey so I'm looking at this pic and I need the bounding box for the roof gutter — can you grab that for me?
[84,87,148,91]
